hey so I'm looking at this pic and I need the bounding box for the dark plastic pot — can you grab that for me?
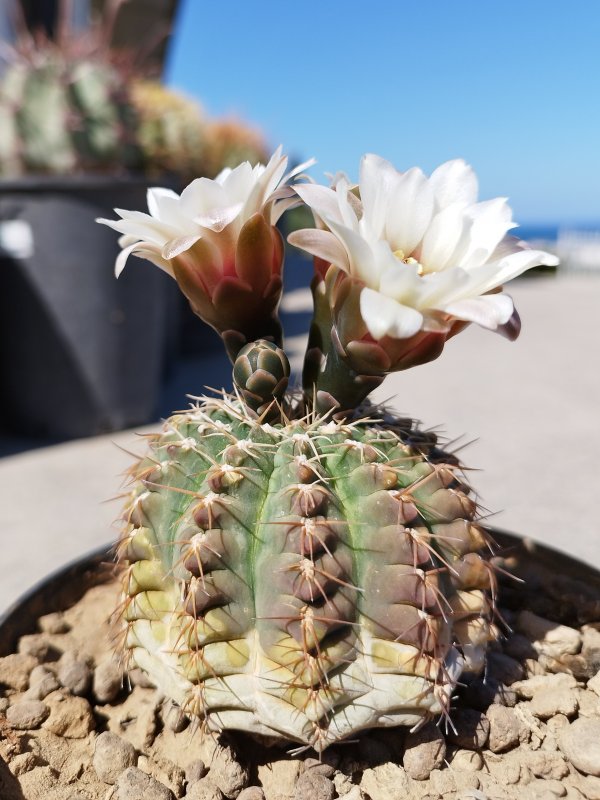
[1,530,599,658]
[0,175,180,439]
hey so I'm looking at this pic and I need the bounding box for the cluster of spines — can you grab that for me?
[115,395,497,749]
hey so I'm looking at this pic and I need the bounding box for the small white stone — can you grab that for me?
[517,611,582,659]
[559,717,600,776]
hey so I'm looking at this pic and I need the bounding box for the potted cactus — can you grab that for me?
[9,149,600,799]
[97,148,558,748]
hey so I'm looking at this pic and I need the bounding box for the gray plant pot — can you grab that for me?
[0,175,180,439]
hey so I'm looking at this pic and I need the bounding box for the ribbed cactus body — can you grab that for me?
[0,58,140,177]
[119,396,494,750]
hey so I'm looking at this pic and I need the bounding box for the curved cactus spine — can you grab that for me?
[117,394,495,750]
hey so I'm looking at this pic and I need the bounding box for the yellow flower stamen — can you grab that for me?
[393,250,424,275]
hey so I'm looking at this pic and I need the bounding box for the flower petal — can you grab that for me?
[360,287,423,339]
[96,215,171,246]
[327,219,378,286]
[293,183,346,226]
[146,187,182,222]
[162,234,202,260]
[288,229,351,272]
[459,198,517,269]
[195,202,245,232]
[385,166,434,256]
[417,202,470,272]
[430,159,478,210]
[114,241,172,278]
[359,153,400,238]
[442,293,514,329]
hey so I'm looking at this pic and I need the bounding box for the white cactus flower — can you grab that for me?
[98,146,312,280]
[289,155,559,340]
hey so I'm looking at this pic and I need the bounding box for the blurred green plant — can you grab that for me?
[0,0,270,182]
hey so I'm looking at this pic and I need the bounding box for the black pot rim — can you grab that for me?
[1,529,598,657]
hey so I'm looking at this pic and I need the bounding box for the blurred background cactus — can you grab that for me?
[129,80,206,181]
[201,118,269,179]
[0,56,142,176]
[0,0,269,182]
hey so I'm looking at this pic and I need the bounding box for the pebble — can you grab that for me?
[6,700,49,730]
[42,691,95,738]
[571,773,600,800]
[559,717,600,776]
[339,789,366,800]
[449,748,483,772]
[588,669,600,697]
[185,777,223,799]
[486,753,522,785]
[93,659,123,704]
[58,654,92,696]
[8,751,39,776]
[160,699,189,732]
[360,763,410,799]
[257,758,302,798]
[93,731,137,784]
[17,634,52,661]
[530,687,578,719]
[115,766,175,800]
[302,757,336,778]
[25,667,61,700]
[577,687,600,717]
[209,743,249,799]
[237,789,265,800]
[447,708,490,751]
[293,771,335,800]
[486,705,521,752]
[522,750,569,780]
[38,611,70,634]
[29,664,52,684]
[402,721,446,780]
[517,611,582,659]
[512,672,578,699]
[525,778,567,798]
[185,759,208,785]
[333,772,354,796]
[0,653,38,691]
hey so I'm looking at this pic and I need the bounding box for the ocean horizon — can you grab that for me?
[518,223,600,242]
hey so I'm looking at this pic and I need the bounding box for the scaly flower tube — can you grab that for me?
[289,155,559,412]
[98,147,312,359]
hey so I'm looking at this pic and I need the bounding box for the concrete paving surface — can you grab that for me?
[1,273,599,613]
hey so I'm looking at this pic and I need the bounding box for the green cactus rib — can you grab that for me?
[118,395,495,751]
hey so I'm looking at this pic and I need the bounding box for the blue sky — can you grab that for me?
[166,1,600,225]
